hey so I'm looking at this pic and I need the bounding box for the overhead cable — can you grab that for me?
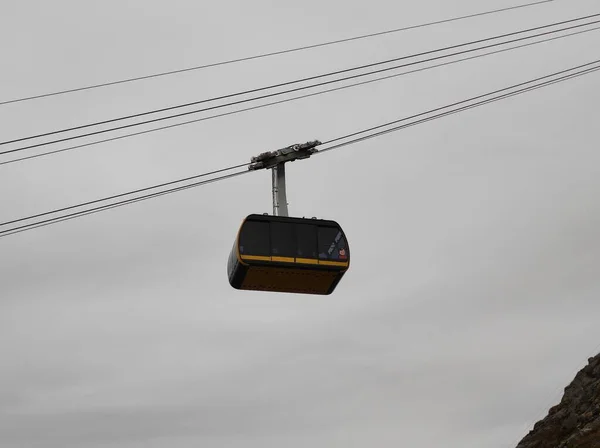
[0,0,557,107]
[318,62,600,154]
[3,24,598,167]
[0,171,250,238]
[0,162,250,228]
[319,59,600,147]
[1,58,598,239]
[2,14,599,158]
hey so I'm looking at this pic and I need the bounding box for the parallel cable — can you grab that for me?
[0,171,251,238]
[3,24,598,167]
[2,14,599,157]
[317,64,600,154]
[0,0,557,107]
[1,59,598,239]
[318,59,600,147]
[3,11,595,148]
[0,162,250,228]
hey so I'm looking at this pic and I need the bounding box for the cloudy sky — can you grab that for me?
[1,0,600,446]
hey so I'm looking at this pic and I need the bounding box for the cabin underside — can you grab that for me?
[238,264,343,295]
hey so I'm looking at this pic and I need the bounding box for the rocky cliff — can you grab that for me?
[516,353,600,448]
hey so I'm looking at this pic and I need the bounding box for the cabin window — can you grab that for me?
[295,224,318,258]
[318,226,348,260]
[239,220,270,256]
[270,221,296,257]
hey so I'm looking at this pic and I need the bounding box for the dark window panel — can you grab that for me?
[270,221,296,257]
[295,224,318,258]
[239,220,270,256]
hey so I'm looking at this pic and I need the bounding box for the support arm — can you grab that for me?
[272,163,288,217]
[248,140,320,217]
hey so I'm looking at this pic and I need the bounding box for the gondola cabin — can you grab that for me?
[227,214,350,295]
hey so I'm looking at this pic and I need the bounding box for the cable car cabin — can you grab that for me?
[227,214,350,295]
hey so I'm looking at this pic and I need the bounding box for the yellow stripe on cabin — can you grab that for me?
[319,260,349,267]
[240,255,348,267]
[295,258,320,265]
[241,255,272,262]
[271,256,295,263]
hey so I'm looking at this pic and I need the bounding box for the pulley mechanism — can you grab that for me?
[248,140,321,217]
[248,140,321,171]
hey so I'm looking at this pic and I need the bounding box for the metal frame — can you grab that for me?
[272,163,288,216]
[248,140,321,217]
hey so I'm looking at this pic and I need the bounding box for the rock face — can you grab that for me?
[516,353,600,448]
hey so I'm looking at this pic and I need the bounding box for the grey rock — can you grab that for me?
[516,352,600,448]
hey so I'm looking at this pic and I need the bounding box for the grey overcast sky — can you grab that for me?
[1,0,600,447]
